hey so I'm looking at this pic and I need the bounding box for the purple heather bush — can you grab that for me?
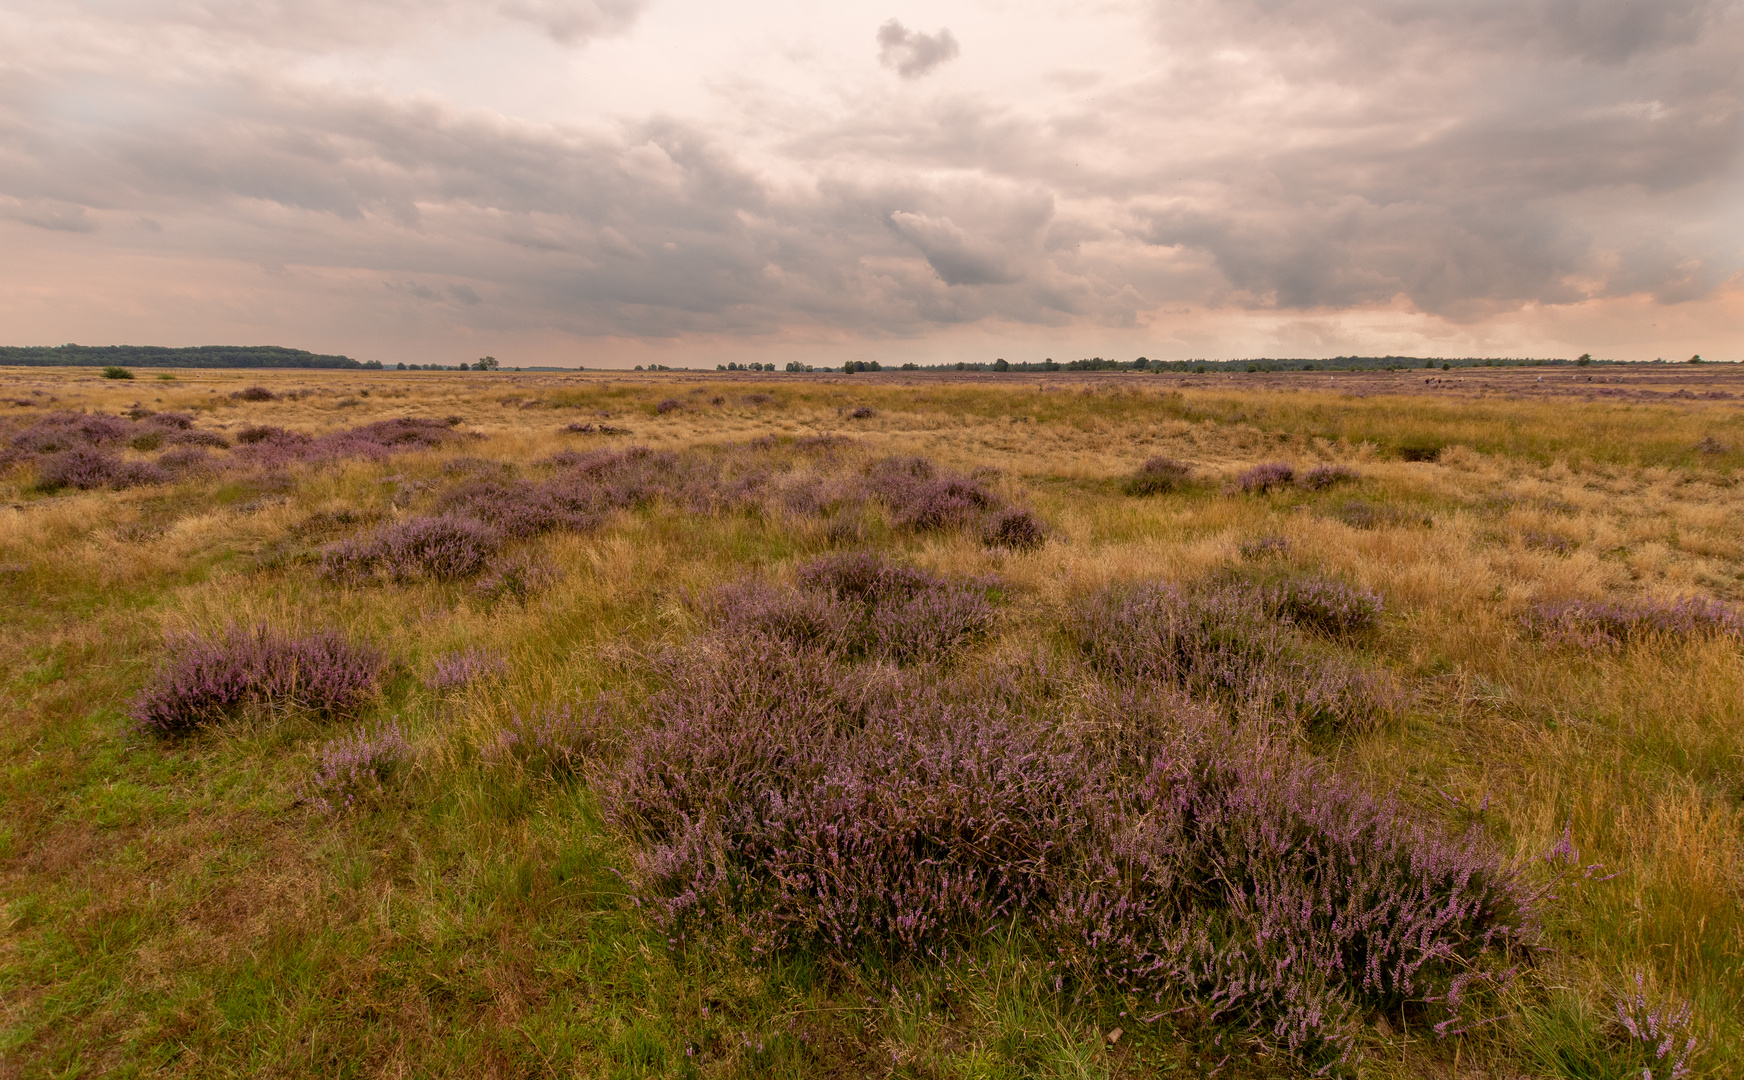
[472,550,561,604]
[1525,596,1742,649]
[232,386,279,402]
[321,515,502,582]
[983,507,1047,550]
[425,648,508,691]
[1300,463,1361,490]
[34,448,169,492]
[655,398,683,414]
[605,640,1533,1066]
[131,625,384,734]
[304,720,412,813]
[862,455,1034,545]
[1068,581,1399,733]
[1124,456,1193,496]
[1235,461,1296,493]
[708,552,998,665]
[1263,575,1384,639]
[234,416,464,468]
[1239,534,1292,559]
[479,703,602,779]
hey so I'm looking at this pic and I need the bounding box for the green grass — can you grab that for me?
[1,370,1739,1077]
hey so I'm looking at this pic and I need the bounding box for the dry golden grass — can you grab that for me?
[1,364,1740,1078]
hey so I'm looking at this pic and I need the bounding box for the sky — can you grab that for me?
[2,0,1740,368]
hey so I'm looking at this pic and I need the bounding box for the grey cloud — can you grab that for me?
[889,211,1023,285]
[877,20,960,78]
[1,0,1739,347]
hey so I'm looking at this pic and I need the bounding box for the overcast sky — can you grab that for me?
[2,0,1740,367]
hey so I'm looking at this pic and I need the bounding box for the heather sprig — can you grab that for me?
[425,648,508,691]
[1234,462,1295,493]
[304,720,413,813]
[1611,971,1699,1080]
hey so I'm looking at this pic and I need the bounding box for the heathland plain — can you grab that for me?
[1,365,1740,1078]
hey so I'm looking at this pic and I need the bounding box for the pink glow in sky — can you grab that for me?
[2,0,1740,367]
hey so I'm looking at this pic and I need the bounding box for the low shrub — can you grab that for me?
[1123,456,1191,496]
[1525,596,1741,649]
[321,515,502,582]
[655,399,682,414]
[34,448,168,492]
[233,386,278,402]
[1609,971,1699,1079]
[1264,575,1384,639]
[480,704,601,779]
[131,626,384,734]
[1068,581,1399,732]
[473,550,561,604]
[304,721,412,813]
[1239,534,1291,559]
[425,648,507,691]
[100,366,133,379]
[1300,463,1360,490]
[983,507,1046,550]
[1235,461,1295,493]
[606,642,1532,1066]
[708,552,998,665]
[847,405,876,419]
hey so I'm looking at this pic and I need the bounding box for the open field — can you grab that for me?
[2,365,1741,1078]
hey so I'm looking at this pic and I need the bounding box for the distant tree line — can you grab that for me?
[0,344,382,369]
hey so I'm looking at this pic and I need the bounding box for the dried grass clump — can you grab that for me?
[1123,456,1192,496]
[131,626,384,734]
[321,515,502,582]
[982,507,1047,550]
[847,405,877,419]
[472,550,560,604]
[1328,499,1431,530]
[303,721,412,813]
[1522,530,1577,555]
[1525,596,1741,650]
[1068,581,1399,733]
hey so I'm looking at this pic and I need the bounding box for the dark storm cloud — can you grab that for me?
[876,20,961,78]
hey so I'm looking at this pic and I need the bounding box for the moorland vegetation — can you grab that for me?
[1,365,1740,1078]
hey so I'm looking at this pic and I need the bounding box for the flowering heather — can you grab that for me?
[1240,534,1291,559]
[130,626,384,734]
[1525,596,1742,649]
[606,642,1531,1065]
[232,386,279,402]
[9,410,134,453]
[863,455,1017,540]
[1235,461,1295,493]
[235,416,464,468]
[472,550,561,603]
[1300,463,1361,490]
[1123,456,1192,496]
[303,721,412,813]
[1611,971,1699,1079]
[561,422,597,434]
[709,552,998,665]
[434,478,602,538]
[847,405,877,419]
[425,648,508,691]
[655,399,683,414]
[983,507,1047,550]
[1068,581,1399,733]
[157,446,216,475]
[1521,530,1577,555]
[34,448,169,492]
[321,515,502,582]
[479,704,601,779]
[1264,575,1384,639]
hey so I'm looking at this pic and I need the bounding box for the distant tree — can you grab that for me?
[1133,356,1148,370]
[396,362,407,370]
[993,358,1009,372]
[100,366,133,379]
[785,361,805,372]
[1688,354,1704,364]
[1576,353,1593,366]
[901,362,918,370]
[473,356,498,371]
